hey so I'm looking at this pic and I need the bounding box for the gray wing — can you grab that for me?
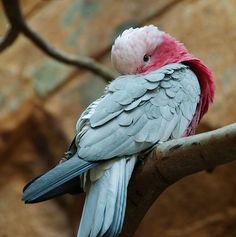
[76,63,200,161]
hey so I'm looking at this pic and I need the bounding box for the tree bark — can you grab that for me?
[121,123,236,237]
[1,0,116,81]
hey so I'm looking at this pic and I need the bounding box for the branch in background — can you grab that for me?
[0,27,19,53]
[22,24,116,81]
[1,0,116,81]
[120,123,236,237]
[0,0,22,52]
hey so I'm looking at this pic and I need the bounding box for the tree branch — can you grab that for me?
[120,123,236,237]
[1,0,116,81]
[0,27,19,53]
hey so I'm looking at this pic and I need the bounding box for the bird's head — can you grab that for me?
[112,25,215,124]
[111,25,190,75]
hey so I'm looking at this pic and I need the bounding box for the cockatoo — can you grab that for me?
[23,25,215,237]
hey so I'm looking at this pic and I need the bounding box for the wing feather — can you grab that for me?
[76,63,200,161]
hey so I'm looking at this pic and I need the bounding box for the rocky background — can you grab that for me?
[0,0,236,236]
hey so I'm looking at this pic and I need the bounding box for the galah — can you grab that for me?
[23,25,215,237]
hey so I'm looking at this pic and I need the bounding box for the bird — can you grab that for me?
[22,25,215,237]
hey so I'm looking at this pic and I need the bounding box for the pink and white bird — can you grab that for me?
[23,25,215,237]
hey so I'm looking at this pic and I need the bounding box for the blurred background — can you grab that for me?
[0,0,236,236]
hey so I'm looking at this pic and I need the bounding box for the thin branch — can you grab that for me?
[0,27,19,53]
[20,24,116,81]
[120,123,236,237]
[1,0,116,81]
[0,0,21,52]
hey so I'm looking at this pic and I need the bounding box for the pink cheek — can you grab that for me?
[136,66,143,73]
[137,65,146,74]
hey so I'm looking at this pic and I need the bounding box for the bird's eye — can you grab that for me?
[143,54,150,63]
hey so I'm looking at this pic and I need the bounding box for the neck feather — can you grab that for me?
[146,34,215,134]
[147,34,191,72]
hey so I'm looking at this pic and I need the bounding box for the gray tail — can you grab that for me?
[22,156,97,203]
[77,156,136,237]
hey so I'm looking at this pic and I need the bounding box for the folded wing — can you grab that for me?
[77,63,201,161]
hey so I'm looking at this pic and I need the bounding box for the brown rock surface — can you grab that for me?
[0,137,72,237]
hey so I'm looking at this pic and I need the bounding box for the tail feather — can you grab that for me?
[78,161,119,237]
[77,156,136,237]
[92,164,120,237]
[22,156,97,203]
[104,157,136,237]
[104,159,125,237]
